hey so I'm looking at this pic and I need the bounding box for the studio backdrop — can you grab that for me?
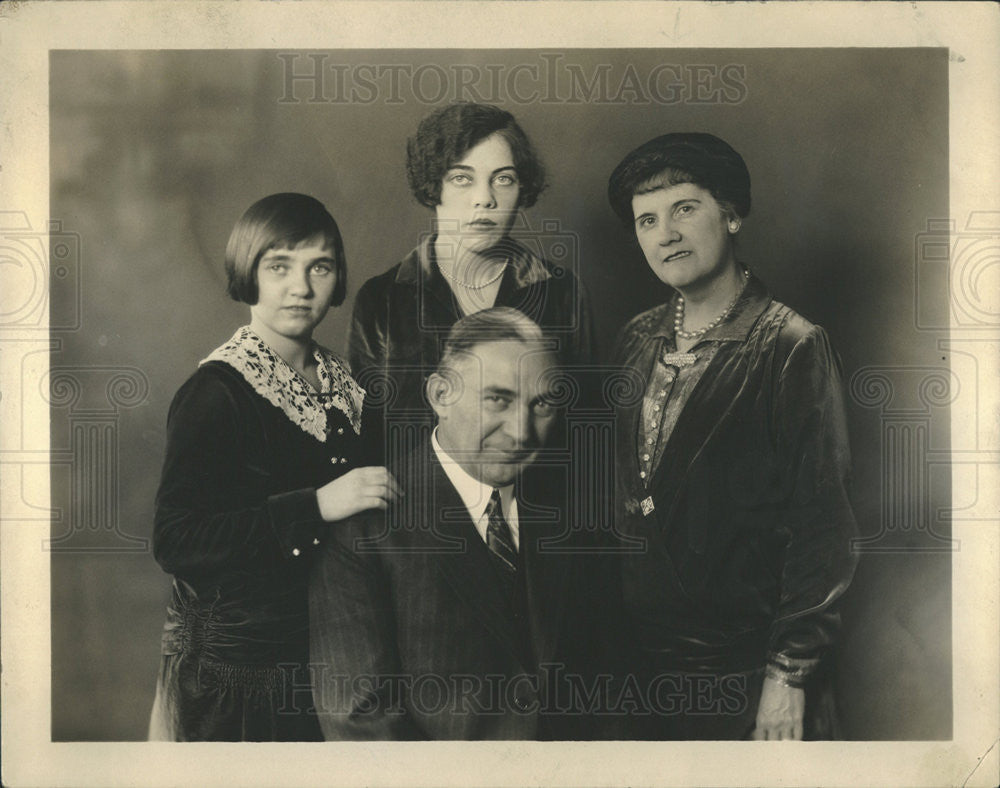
[45,48,952,740]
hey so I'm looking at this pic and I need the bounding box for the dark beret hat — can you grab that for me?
[607,132,751,225]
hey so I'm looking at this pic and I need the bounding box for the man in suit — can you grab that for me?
[308,307,613,739]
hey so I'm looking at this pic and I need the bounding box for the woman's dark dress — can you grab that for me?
[148,327,369,741]
[347,235,594,428]
[612,272,858,739]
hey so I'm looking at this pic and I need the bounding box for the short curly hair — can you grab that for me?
[225,193,347,307]
[607,132,751,227]
[406,103,547,210]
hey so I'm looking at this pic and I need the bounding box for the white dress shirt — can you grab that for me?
[431,428,520,550]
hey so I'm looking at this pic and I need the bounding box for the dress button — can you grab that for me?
[642,453,650,461]
[653,405,660,412]
[340,457,347,464]
[330,457,338,464]
[337,427,344,435]
[312,537,320,546]
[292,548,301,557]
[639,471,647,479]
[646,438,654,445]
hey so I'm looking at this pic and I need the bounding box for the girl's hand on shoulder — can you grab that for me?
[316,466,402,522]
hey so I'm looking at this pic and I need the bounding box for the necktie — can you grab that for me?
[484,489,518,589]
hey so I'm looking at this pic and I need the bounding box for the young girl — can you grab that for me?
[148,193,400,741]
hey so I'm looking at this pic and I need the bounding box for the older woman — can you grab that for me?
[608,133,857,740]
[348,102,593,436]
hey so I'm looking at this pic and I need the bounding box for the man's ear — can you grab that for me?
[426,368,463,417]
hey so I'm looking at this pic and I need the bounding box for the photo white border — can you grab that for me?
[1,2,997,786]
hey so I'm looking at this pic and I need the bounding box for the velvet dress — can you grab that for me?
[147,326,369,741]
[347,235,594,426]
[612,272,858,740]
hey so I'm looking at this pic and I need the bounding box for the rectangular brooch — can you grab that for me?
[662,352,698,368]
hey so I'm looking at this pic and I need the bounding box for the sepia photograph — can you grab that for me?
[1,2,997,786]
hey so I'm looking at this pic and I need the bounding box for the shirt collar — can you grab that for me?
[395,234,553,289]
[431,427,515,524]
[647,269,772,344]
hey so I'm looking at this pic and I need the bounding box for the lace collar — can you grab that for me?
[200,326,365,442]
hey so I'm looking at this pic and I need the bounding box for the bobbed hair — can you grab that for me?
[406,103,547,210]
[225,193,347,307]
[607,132,751,226]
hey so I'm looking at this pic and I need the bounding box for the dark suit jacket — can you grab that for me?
[308,440,616,740]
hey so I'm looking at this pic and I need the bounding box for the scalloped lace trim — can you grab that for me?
[200,326,364,442]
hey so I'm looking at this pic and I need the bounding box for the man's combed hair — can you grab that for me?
[406,102,547,210]
[225,192,347,306]
[438,307,547,374]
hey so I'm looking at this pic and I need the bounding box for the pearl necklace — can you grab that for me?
[438,259,508,290]
[673,269,749,340]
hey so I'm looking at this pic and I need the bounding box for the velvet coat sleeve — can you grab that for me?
[153,366,326,578]
[764,318,858,686]
[347,273,388,384]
